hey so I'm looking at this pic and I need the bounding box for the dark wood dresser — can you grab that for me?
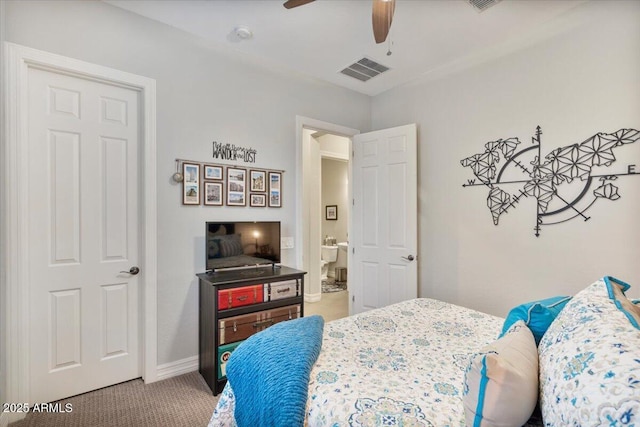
[198,266,306,394]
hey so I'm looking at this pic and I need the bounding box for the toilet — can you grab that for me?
[320,245,338,280]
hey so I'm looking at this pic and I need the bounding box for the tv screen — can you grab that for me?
[206,221,281,271]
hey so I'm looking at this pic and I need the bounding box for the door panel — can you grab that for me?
[101,283,130,359]
[361,167,379,246]
[49,289,82,371]
[49,130,81,264]
[351,124,417,314]
[28,67,140,404]
[102,136,129,260]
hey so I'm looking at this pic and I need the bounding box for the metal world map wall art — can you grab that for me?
[460,127,640,237]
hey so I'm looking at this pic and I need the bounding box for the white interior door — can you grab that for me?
[27,66,141,403]
[351,124,417,314]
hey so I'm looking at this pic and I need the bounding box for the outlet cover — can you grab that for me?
[281,237,294,249]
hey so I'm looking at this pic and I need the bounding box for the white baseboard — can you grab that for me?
[305,292,321,303]
[155,355,199,382]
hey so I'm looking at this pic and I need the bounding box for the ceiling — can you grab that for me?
[104,0,590,96]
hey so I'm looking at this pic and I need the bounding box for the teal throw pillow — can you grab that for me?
[500,295,571,345]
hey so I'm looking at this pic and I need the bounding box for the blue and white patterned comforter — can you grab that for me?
[210,298,523,426]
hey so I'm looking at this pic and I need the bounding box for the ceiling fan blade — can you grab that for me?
[372,0,395,44]
[283,0,315,9]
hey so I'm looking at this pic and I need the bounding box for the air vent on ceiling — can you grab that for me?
[468,0,502,12]
[340,57,390,82]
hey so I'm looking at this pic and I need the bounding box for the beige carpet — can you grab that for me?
[10,372,219,427]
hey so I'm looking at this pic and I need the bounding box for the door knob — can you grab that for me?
[120,266,140,275]
[401,255,415,262]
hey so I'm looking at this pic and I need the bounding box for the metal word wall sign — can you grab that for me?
[212,141,257,163]
[460,127,640,237]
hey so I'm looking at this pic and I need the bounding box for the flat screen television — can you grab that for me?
[206,221,281,271]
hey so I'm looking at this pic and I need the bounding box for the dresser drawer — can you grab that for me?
[264,280,300,301]
[218,304,301,345]
[218,284,264,310]
[217,340,244,379]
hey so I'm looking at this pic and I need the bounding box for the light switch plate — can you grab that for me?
[281,237,294,249]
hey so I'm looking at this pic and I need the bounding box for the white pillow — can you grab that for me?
[463,320,539,427]
[538,276,640,426]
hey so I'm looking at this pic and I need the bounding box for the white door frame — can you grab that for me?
[3,43,157,418]
[294,116,358,306]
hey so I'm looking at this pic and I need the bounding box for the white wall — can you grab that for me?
[319,133,350,254]
[321,158,348,243]
[4,0,370,366]
[321,158,349,274]
[371,1,640,317]
[319,134,350,160]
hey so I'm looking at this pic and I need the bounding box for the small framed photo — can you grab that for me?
[326,205,338,220]
[227,167,246,206]
[250,170,266,192]
[268,172,282,208]
[203,164,223,180]
[204,182,223,206]
[182,162,200,205]
[250,193,266,207]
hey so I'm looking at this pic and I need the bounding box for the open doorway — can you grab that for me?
[295,117,358,321]
[319,137,349,292]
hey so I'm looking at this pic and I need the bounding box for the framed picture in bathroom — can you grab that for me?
[326,205,338,220]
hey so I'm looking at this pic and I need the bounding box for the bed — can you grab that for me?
[209,277,640,427]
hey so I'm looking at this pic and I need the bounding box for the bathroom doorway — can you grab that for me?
[296,117,357,319]
[305,134,350,321]
[320,144,349,292]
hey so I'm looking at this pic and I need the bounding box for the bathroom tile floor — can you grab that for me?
[305,288,349,322]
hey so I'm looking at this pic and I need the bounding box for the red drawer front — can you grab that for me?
[218,284,264,310]
[218,304,301,345]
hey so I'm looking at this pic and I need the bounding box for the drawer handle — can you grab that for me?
[277,288,290,294]
[288,309,292,320]
[236,295,248,301]
[233,321,237,333]
[253,319,274,329]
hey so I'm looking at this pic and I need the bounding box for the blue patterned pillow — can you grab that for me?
[538,276,640,426]
[500,295,571,345]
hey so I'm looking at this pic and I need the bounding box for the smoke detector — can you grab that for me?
[234,26,253,40]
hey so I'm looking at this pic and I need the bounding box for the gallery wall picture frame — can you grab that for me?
[250,193,266,207]
[203,164,223,180]
[227,167,247,206]
[250,169,266,192]
[182,162,200,205]
[268,171,282,208]
[204,181,223,206]
[326,205,338,220]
